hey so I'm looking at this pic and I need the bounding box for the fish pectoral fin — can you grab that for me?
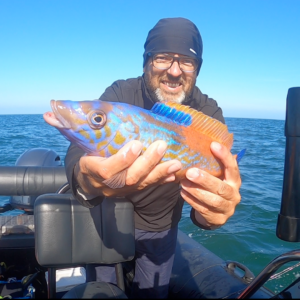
[102,169,127,189]
[235,148,247,164]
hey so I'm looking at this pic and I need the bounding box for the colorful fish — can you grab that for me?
[43,100,245,188]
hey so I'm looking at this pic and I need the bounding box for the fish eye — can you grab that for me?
[88,110,107,129]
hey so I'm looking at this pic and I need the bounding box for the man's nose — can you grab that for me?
[167,60,182,77]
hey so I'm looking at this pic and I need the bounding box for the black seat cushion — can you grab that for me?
[62,281,127,299]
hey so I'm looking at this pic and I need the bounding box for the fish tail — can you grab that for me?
[235,148,246,164]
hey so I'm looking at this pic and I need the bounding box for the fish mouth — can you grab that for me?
[43,100,71,129]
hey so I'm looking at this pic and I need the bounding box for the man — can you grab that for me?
[65,17,241,299]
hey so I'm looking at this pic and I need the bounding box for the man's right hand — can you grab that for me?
[74,140,182,198]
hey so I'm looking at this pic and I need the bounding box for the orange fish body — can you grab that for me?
[44,100,242,188]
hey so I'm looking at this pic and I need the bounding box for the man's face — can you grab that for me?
[143,53,198,104]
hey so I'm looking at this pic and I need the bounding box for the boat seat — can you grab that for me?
[34,193,135,299]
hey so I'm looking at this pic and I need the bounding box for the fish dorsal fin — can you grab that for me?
[151,101,233,149]
[151,102,193,126]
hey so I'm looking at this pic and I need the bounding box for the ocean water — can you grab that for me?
[1,114,300,294]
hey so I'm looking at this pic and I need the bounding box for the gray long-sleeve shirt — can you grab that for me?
[65,75,224,231]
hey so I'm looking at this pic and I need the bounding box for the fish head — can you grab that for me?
[44,100,138,156]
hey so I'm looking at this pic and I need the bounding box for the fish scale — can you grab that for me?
[44,99,245,188]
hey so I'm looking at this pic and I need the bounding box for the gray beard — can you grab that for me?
[154,88,186,104]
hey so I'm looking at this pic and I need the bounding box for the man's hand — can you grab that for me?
[180,141,242,229]
[74,140,182,198]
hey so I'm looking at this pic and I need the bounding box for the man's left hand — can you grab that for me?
[180,141,242,229]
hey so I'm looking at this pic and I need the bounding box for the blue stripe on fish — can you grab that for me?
[151,102,192,126]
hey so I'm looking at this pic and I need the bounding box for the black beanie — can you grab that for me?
[143,17,203,73]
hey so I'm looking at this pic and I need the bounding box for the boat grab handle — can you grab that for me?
[226,261,255,284]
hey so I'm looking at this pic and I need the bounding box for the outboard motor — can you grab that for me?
[9,148,62,213]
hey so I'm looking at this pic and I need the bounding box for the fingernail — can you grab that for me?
[131,142,143,155]
[212,142,222,151]
[167,162,181,174]
[157,142,167,156]
[164,175,176,182]
[186,168,201,180]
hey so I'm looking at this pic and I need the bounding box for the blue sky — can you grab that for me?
[0,0,299,120]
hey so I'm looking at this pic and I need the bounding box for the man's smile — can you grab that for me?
[161,80,182,92]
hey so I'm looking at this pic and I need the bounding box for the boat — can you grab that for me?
[0,87,300,299]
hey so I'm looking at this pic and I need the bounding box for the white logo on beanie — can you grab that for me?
[190,48,197,55]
